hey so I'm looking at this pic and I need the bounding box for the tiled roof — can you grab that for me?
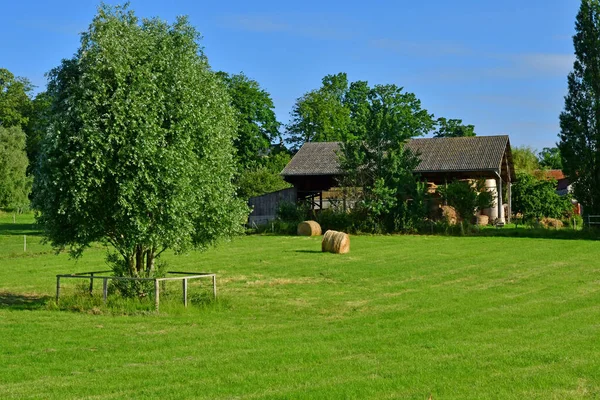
[281,142,343,176]
[405,136,509,173]
[281,136,512,177]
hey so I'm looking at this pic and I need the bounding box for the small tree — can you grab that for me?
[0,125,31,211]
[512,172,572,222]
[438,180,477,222]
[34,5,247,279]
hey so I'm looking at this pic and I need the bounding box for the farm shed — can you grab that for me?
[247,187,297,226]
[281,136,516,223]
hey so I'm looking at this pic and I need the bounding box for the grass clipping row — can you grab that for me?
[297,221,322,236]
[322,230,350,254]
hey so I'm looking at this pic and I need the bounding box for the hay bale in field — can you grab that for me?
[540,217,563,229]
[477,214,489,226]
[321,230,350,254]
[441,205,459,225]
[297,220,322,236]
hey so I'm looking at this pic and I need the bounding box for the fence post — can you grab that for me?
[212,275,217,300]
[182,278,188,307]
[24,235,26,252]
[89,273,94,295]
[102,278,108,303]
[55,276,61,303]
[154,279,160,312]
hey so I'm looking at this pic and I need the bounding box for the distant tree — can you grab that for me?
[0,126,31,210]
[538,147,563,170]
[286,73,352,150]
[217,72,280,169]
[0,68,32,128]
[512,172,573,221]
[433,117,476,138]
[512,146,540,173]
[34,5,247,279]
[559,0,600,215]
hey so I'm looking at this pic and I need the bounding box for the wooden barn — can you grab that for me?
[280,135,516,223]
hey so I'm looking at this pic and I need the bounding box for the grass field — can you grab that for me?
[1,213,599,399]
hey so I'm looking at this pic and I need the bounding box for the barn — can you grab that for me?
[249,135,516,225]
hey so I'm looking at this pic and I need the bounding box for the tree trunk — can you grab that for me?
[135,245,144,275]
[146,248,155,273]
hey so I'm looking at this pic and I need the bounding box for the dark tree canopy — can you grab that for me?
[559,0,600,214]
[34,4,247,277]
[217,72,281,169]
[433,117,476,138]
[538,147,563,170]
[286,72,471,151]
[0,125,31,210]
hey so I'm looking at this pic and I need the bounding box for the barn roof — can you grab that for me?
[281,135,514,180]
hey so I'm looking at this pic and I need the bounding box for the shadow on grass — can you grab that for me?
[294,250,323,254]
[0,223,43,236]
[0,292,51,310]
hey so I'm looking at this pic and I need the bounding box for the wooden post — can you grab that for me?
[13,213,16,223]
[182,278,188,307]
[23,235,26,252]
[89,273,94,295]
[55,276,61,303]
[212,275,217,300]
[102,278,108,303]
[154,279,160,312]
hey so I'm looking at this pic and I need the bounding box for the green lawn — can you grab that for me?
[1,213,599,399]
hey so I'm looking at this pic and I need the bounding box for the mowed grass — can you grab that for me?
[1,213,599,399]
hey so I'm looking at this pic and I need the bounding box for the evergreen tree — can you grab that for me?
[559,0,600,215]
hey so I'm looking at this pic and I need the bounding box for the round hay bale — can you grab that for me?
[297,220,322,236]
[477,215,489,226]
[541,217,563,229]
[321,230,350,254]
[441,205,458,225]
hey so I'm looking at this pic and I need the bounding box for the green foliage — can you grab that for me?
[33,4,248,278]
[24,91,52,172]
[236,166,291,199]
[438,180,477,221]
[286,73,354,150]
[559,0,600,215]
[512,172,573,221]
[0,125,31,210]
[0,68,32,128]
[512,145,540,173]
[538,147,563,170]
[434,117,476,138]
[340,84,435,233]
[217,72,281,169]
[276,201,308,224]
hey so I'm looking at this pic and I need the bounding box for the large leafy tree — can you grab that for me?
[217,72,280,169]
[286,73,353,150]
[0,68,32,128]
[34,5,247,277]
[341,84,435,232]
[559,0,600,215]
[0,126,31,210]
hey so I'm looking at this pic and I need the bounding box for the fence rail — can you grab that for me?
[55,270,216,311]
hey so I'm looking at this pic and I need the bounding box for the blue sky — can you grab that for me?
[1,0,580,150]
